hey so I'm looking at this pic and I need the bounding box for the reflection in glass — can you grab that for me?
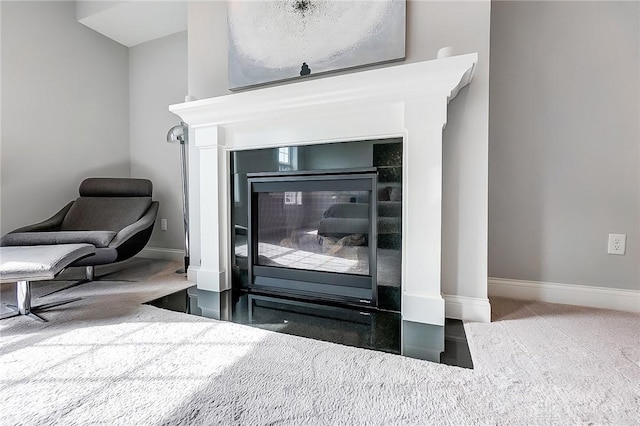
[251,190,370,275]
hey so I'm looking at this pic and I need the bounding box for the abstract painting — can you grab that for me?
[227,0,406,90]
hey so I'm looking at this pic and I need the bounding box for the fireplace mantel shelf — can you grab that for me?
[170,53,477,128]
[170,53,478,327]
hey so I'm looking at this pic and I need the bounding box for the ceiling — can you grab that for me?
[76,1,188,47]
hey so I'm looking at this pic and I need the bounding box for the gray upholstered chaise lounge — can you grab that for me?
[0,178,158,320]
[1,177,159,281]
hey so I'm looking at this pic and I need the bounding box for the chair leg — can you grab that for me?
[16,280,32,315]
[38,265,98,298]
[7,280,45,322]
[1,280,82,322]
[0,310,19,320]
[85,266,95,281]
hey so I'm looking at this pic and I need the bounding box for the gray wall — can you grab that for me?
[129,31,188,250]
[1,1,130,235]
[184,0,491,300]
[489,1,639,290]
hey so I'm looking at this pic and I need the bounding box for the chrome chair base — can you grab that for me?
[37,266,95,298]
[0,280,81,322]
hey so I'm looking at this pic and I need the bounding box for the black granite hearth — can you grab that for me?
[148,287,473,369]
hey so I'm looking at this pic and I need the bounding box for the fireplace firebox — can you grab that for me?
[245,169,379,305]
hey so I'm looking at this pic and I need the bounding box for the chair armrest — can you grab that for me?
[109,201,159,248]
[10,202,74,233]
[1,231,116,248]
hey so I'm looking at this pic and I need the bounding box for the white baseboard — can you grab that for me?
[443,294,491,323]
[489,277,640,313]
[136,247,185,263]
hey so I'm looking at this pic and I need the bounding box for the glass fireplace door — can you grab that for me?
[256,189,371,275]
[247,169,378,305]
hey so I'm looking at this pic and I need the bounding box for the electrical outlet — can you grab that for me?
[160,219,168,231]
[607,233,626,255]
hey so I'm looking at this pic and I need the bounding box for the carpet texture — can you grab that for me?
[1,259,638,425]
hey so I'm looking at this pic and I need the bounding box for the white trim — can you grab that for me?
[489,277,640,313]
[402,293,445,326]
[196,268,228,292]
[170,54,477,128]
[186,265,199,283]
[443,294,491,323]
[136,247,184,262]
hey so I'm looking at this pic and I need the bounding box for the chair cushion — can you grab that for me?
[0,244,96,283]
[60,197,152,232]
[318,218,369,236]
[322,203,369,219]
[79,178,153,197]
[1,231,116,248]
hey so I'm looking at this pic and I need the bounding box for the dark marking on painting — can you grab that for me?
[292,0,316,18]
[300,62,311,76]
[294,0,312,13]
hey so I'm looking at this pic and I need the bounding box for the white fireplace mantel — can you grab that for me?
[170,53,478,326]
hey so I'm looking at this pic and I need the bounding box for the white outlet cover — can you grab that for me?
[607,233,626,255]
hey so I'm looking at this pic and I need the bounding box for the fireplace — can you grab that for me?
[246,169,378,305]
[169,53,479,326]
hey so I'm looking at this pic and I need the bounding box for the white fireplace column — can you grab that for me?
[171,53,478,327]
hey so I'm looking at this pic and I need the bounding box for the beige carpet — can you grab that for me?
[1,259,638,425]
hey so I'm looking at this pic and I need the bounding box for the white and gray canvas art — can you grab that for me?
[228,0,406,90]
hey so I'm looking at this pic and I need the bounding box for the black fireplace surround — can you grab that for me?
[231,139,403,312]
